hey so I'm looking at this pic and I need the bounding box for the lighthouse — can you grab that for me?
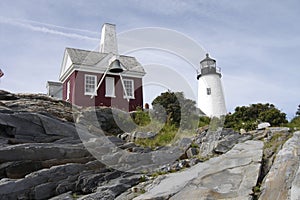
[197,53,226,117]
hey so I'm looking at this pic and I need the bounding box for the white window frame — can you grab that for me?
[123,79,135,99]
[66,80,70,100]
[105,77,116,98]
[84,74,97,96]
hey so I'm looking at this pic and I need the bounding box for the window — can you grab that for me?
[123,79,134,99]
[207,88,211,95]
[85,74,97,95]
[66,80,70,100]
[105,77,115,97]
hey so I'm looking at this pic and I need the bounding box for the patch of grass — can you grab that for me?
[252,184,261,199]
[190,142,199,149]
[139,175,147,182]
[72,193,79,199]
[135,123,197,148]
[132,108,151,126]
[140,188,146,194]
[253,185,261,193]
[151,170,167,178]
[135,123,178,148]
[264,132,291,151]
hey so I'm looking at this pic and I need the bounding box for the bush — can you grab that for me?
[132,108,151,126]
[288,116,300,130]
[224,103,288,131]
[152,91,198,130]
[198,116,211,128]
[296,105,300,116]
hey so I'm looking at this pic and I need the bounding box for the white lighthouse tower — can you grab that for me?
[197,53,226,117]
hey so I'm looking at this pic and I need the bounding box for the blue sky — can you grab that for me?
[0,0,299,119]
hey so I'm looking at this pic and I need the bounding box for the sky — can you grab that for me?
[0,0,299,119]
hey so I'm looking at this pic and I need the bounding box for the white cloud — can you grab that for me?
[0,16,98,41]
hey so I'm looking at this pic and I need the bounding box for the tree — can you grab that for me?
[296,105,300,116]
[152,91,198,129]
[225,103,287,131]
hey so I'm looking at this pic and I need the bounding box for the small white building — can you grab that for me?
[46,81,62,99]
[197,53,226,117]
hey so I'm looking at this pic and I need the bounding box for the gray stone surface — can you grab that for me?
[0,112,79,143]
[134,140,263,200]
[196,128,252,157]
[186,147,198,158]
[259,131,300,200]
[0,143,90,162]
[78,174,141,200]
[2,90,299,200]
[131,131,158,141]
[48,192,74,200]
[291,165,300,200]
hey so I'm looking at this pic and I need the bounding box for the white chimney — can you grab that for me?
[100,23,118,54]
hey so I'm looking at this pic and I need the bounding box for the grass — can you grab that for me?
[263,131,291,151]
[135,123,177,148]
[134,120,197,148]
[151,170,168,178]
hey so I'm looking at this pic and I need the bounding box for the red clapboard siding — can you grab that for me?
[62,70,143,111]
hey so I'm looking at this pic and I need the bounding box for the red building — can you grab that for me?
[59,24,146,111]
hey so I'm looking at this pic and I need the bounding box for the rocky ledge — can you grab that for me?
[0,90,299,199]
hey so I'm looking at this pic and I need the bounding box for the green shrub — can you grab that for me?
[198,116,211,128]
[224,103,287,131]
[132,108,151,126]
[152,91,198,130]
[288,116,300,130]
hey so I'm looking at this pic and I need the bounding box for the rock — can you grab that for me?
[257,122,271,130]
[0,163,86,199]
[33,182,57,199]
[5,91,297,200]
[268,127,290,133]
[75,169,113,194]
[250,129,269,140]
[0,91,75,122]
[240,128,246,134]
[119,142,137,150]
[5,160,43,179]
[79,107,136,135]
[196,128,252,156]
[119,132,130,141]
[49,192,74,200]
[0,112,79,143]
[0,90,19,100]
[186,148,198,158]
[134,140,263,200]
[119,131,158,142]
[131,131,158,141]
[131,147,152,153]
[0,143,90,163]
[198,129,222,157]
[78,174,141,200]
[291,164,300,199]
[259,131,300,200]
